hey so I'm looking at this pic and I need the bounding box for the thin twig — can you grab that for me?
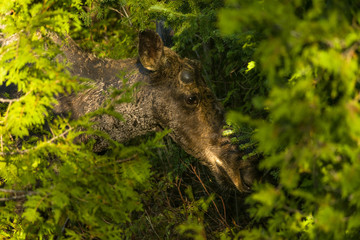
[0,91,32,126]
[219,195,227,223]
[1,101,12,125]
[108,6,132,26]
[145,210,161,240]
[0,127,72,156]
[55,217,69,240]
[108,7,125,17]
[0,189,37,202]
[176,177,186,207]
[0,98,20,103]
[121,6,133,27]
[189,164,229,227]
[0,195,29,201]
[0,188,35,194]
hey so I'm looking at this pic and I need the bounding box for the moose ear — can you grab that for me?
[138,30,164,71]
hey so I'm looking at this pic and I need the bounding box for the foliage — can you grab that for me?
[0,1,165,239]
[0,1,250,239]
[4,0,360,239]
[71,0,158,59]
[220,0,360,239]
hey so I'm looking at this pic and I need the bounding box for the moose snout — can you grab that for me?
[206,137,260,191]
[226,164,258,192]
[204,147,258,192]
[239,165,258,190]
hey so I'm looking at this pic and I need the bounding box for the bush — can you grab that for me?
[220,0,360,239]
[0,1,165,238]
[0,1,252,239]
[4,0,359,239]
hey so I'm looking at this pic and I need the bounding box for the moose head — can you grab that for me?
[136,30,257,191]
[53,29,258,192]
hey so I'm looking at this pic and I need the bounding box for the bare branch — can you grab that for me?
[0,195,29,201]
[0,97,20,103]
[0,188,37,201]
[0,127,72,156]
[0,90,31,104]
[108,7,125,18]
[0,188,36,194]
[108,6,132,26]
[121,6,133,27]
[189,164,229,228]
[144,210,161,240]
[55,217,69,240]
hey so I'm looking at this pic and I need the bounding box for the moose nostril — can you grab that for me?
[240,166,258,189]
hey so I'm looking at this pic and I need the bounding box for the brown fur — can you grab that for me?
[53,30,257,191]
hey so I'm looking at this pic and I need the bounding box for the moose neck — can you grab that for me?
[54,35,159,150]
[53,34,137,86]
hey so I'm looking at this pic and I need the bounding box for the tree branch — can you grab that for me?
[0,127,72,156]
[0,90,31,104]
[0,188,37,201]
[0,97,19,103]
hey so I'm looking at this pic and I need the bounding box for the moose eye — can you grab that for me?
[180,70,194,83]
[185,95,199,105]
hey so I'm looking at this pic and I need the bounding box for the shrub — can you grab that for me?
[220,1,360,239]
[0,1,165,238]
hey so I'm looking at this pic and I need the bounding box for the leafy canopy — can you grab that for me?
[0,1,167,239]
[220,0,360,239]
[3,0,360,239]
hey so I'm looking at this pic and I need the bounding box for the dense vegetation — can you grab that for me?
[1,0,360,239]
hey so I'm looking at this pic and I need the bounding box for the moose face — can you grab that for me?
[138,30,257,191]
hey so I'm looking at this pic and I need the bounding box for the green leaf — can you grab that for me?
[245,61,256,73]
[22,208,42,223]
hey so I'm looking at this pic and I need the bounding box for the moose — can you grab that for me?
[3,29,258,192]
